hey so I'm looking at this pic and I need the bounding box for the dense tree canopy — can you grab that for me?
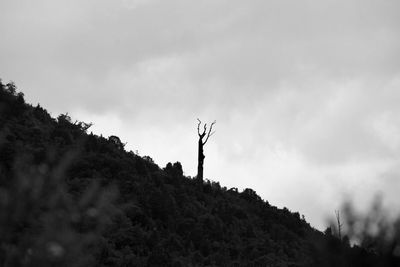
[0,80,397,266]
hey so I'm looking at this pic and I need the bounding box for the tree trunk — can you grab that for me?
[197,138,205,181]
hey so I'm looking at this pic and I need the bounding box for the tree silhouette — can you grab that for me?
[196,119,216,182]
[335,210,343,240]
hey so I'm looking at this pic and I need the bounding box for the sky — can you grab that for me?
[1,0,400,230]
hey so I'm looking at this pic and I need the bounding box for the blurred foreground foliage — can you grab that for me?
[324,198,400,266]
[0,155,116,267]
[1,80,399,266]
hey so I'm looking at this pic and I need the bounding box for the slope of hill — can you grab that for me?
[0,80,387,266]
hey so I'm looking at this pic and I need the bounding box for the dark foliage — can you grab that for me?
[0,80,398,266]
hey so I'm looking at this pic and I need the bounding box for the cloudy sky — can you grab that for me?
[1,0,400,229]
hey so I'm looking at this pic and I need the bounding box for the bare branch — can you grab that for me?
[197,118,202,136]
[203,120,216,145]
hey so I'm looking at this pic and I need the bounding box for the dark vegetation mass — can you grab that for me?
[0,80,399,266]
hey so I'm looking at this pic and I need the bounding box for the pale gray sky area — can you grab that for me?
[1,0,400,229]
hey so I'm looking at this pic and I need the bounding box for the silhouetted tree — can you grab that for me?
[324,227,333,237]
[335,210,343,240]
[165,162,183,177]
[108,135,126,150]
[5,81,16,95]
[196,119,215,182]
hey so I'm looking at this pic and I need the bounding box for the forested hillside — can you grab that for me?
[0,80,393,266]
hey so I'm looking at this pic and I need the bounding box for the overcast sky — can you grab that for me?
[1,0,400,229]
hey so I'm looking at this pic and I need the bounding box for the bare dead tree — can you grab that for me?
[335,210,343,240]
[196,119,216,182]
